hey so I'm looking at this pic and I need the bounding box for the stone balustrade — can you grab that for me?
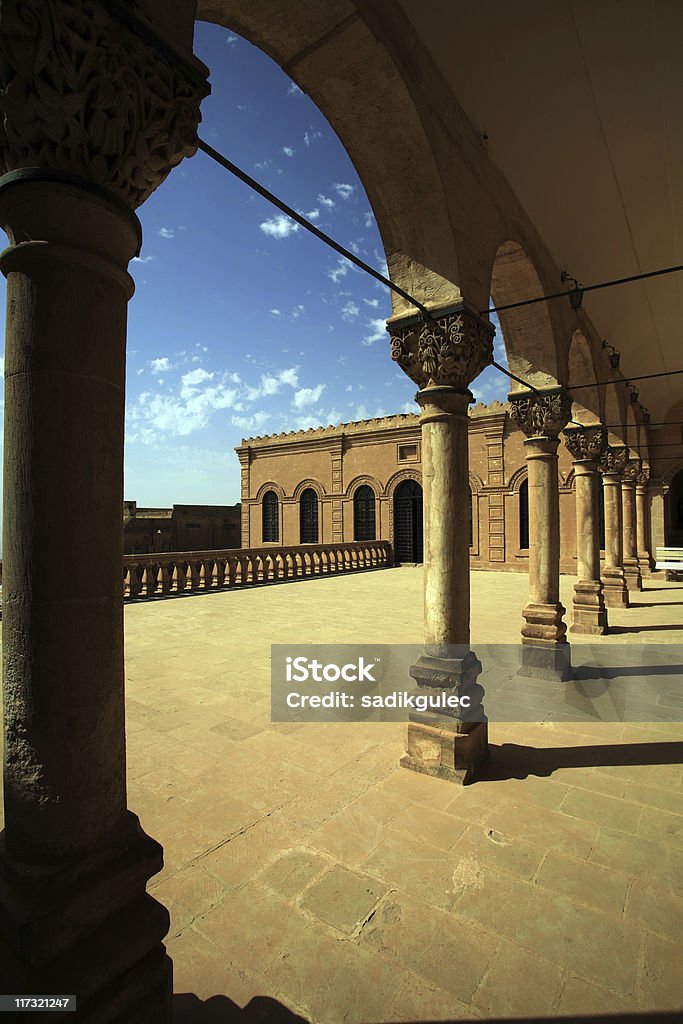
[122,541,393,600]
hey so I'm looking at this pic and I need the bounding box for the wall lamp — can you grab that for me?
[629,384,639,404]
[561,270,584,310]
[641,407,651,425]
[601,339,621,370]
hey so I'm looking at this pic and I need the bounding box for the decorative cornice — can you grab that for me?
[0,0,210,209]
[508,388,572,439]
[562,424,607,463]
[388,304,494,390]
[598,445,629,476]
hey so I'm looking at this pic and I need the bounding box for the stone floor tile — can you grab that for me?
[558,975,634,1016]
[454,823,546,885]
[484,797,599,859]
[195,882,311,976]
[168,926,263,1005]
[359,830,462,912]
[151,863,228,939]
[307,786,406,866]
[560,787,642,834]
[386,973,476,1022]
[256,848,330,900]
[589,827,683,895]
[637,804,683,849]
[454,872,641,997]
[386,802,469,851]
[472,938,563,1018]
[625,880,683,941]
[626,779,683,812]
[200,812,307,891]
[636,932,683,1010]
[299,864,386,934]
[535,849,630,916]
[261,921,419,1024]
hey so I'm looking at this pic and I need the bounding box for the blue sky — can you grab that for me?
[0,22,508,508]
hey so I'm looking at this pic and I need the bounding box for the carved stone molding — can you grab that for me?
[563,424,607,463]
[598,445,629,476]
[508,388,572,439]
[636,467,650,487]
[0,0,209,209]
[623,458,642,483]
[388,305,494,390]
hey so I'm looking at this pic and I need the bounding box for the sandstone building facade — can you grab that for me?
[123,501,241,554]
[236,402,592,574]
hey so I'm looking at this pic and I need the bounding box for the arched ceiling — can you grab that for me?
[397,0,683,420]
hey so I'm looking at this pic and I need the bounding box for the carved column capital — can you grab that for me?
[0,0,210,209]
[508,388,572,439]
[388,304,494,390]
[622,458,642,483]
[636,467,650,488]
[598,445,629,476]
[562,424,607,463]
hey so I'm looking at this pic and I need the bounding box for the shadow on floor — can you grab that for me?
[174,993,308,1023]
[480,741,683,781]
[174,995,682,1024]
[630,600,683,608]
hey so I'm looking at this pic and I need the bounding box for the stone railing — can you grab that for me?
[123,541,393,601]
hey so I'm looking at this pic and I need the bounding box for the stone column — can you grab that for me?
[563,425,608,635]
[599,446,630,608]
[0,2,208,1017]
[622,458,643,590]
[648,479,667,565]
[508,389,572,680]
[389,304,493,783]
[636,469,654,575]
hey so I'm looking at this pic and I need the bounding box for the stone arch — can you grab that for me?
[196,3,463,313]
[255,480,285,501]
[385,468,422,496]
[626,403,639,455]
[567,330,601,425]
[344,475,383,499]
[469,471,484,494]
[508,465,529,494]
[292,478,325,501]
[488,240,562,390]
[602,381,627,447]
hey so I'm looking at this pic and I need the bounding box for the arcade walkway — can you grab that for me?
[8,569,683,1021]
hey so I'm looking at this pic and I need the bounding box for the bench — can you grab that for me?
[655,548,683,578]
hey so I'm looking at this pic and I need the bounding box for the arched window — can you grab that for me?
[519,478,529,550]
[598,479,606,550]
[393,480,423,563]
[300,488,319,544]
[262,490,279,543]
[353,485,376,541]
[468,486,473,548]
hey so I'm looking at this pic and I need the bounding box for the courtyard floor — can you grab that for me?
[5,568,683,1022]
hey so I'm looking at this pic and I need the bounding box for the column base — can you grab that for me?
[0,812,172,1023]
[400,651,488,785]
[401,719,489,785]
[623,558,643,591]
[521,602,567,643]
[601,568,630,608]
[518,639,572,681]
[638,555,654,578]
[570,580,608,635]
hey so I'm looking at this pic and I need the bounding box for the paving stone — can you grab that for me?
[360,830,463,911]
[472,938,563,1018]
[637,804,683,849]
[558,976,634,1016]
[454,872,641,997]
[636,932,683,1010]
[386,973,475,1022]
[589,827,683,895]
[451,823,546,883]
[387,802,469,851]
[299,864,386,934]
[195,882,311,976]
[560,787,642,833]
[625,880,683,941]
[535,849,629,915]
[307,785,406,866]
[625,779,683,813]
[257,848,330,899]
[483,797,599,859]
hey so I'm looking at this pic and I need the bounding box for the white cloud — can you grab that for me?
[259,214,300,239]
[364,211,375,228]
[255,159,271,171]
[402,401,417,413]
[283,146,295,158]
[345,384,353,392]
[341,301,359,322]
[157,227,174,239]
[293,384,326,408]
[269,308,281,316]
[363,298,379,308]
[131,254,156,264]
[328,257,352,283]
[288,82,302,95]
[317,194,335,210]
[333,183,355,200]
[361,318,387,347]
[246,368,299,401]
[305,208,320,221]
[180,367,214,398]
[149,357,173,374]
[225,33,238,46]
[231,411,271,433]
[291,304,305,319]
[304,128,323,146]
